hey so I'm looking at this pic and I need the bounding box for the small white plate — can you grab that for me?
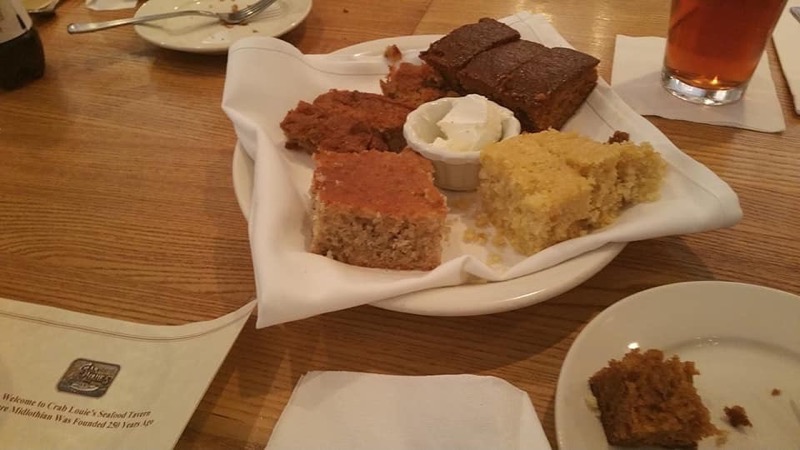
[134,0,312,54]
[555,281,800,450]
[232,142,625,316]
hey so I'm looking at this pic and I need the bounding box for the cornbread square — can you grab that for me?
[496,47,599,131]
[478,131,666,255]
[589,349,718,448]
[552,133,622,225]
[310,149,447,270]
[479,147,593,255]
[419,18,520,90]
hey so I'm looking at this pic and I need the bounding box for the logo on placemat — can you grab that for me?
[57,359,120,398]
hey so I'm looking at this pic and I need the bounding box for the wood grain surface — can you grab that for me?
[1,0,798,448]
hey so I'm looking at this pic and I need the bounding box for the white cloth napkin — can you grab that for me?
[265,372,551,450]
[774,1,800,114]
[611,35,785,133]
[222,11,743,328]
[85,0,135,11]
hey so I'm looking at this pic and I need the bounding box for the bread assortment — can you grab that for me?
[276,18,665,271]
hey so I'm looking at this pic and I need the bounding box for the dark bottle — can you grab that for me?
[0,0,45,90]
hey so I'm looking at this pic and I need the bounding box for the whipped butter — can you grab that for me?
[402,94,521,191]
[431,94,514,153]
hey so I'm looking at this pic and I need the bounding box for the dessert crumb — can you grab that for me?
[723,405,752,428]
[715,429,729,446]
[342,7,349,13]
[463,228,487,245]
[487,252,502,266]
[490,232,506,247]
[475,212,490,228]
[771,388,781,396]
[383,44,402,65]
[448,196,473,212]
[607,130,630,144]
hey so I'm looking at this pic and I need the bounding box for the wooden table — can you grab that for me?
[2,0,798,448]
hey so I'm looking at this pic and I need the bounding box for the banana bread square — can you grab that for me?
[310,149,447,270]
[478,131,665,255]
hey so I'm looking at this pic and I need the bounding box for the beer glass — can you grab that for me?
[661,0,787,106]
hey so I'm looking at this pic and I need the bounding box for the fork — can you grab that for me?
[66,0,277,34]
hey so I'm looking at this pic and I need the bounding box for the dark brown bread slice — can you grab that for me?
[457,40,549,98]
[496,47,599,132]
[419,18,520,90]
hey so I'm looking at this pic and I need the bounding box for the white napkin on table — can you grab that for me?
[774,1,800,114]
[265,372,551,450]
[611,35,785,133]
[85,0,136,11]
[222,11,743,328]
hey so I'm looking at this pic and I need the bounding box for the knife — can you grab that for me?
[792,6,800,24]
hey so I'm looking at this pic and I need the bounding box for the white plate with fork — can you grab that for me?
[134,0,311,54]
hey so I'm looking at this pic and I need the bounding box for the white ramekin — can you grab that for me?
[403,95,521,191]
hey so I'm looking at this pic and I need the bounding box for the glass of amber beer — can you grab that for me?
[662,0,787,105]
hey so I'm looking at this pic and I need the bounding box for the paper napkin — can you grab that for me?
[774,1,800,114]
[222,11,743,328]
[611,35,785,133]
[85,0,136,11]
[265,372,551,450]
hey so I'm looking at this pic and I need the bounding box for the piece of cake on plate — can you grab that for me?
[589,349,719,448]
[309,149,447,270]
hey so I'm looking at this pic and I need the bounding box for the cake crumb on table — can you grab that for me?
[771,388,782,396]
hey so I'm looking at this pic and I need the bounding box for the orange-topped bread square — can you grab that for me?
[310,149,447,270]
